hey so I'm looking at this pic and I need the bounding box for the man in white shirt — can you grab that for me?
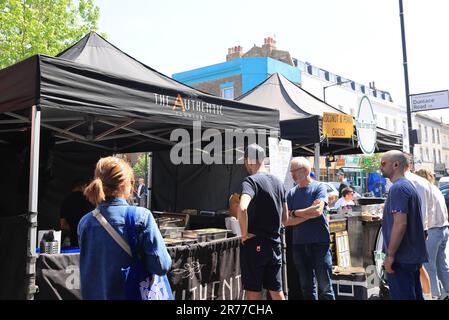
[404,155,433,299]
[415,168,449,299]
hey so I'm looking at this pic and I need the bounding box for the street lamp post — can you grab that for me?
[323,80,352,102]
[399,0,413,156]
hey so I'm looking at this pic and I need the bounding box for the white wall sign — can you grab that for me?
[356,96,377,155]
[268,137,293,190]
[410,90,449,112]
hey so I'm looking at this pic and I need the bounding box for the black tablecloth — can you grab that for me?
[35,236,242,300]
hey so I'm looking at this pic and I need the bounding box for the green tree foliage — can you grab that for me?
[359,153,383,174]
[133,154,148,181]
[0,0,101,69]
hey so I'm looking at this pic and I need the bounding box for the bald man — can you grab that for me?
[380,150,428,300]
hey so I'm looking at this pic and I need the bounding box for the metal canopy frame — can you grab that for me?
[2,112,176,152]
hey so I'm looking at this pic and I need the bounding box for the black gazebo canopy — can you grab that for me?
[0,32,279,154]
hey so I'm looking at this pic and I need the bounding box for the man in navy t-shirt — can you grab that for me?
[285,157,335,300]
[380,150,428,300]
[237,144,288,300]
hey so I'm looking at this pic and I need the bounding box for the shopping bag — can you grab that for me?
[122,206,173,300]
[121,262,173,300]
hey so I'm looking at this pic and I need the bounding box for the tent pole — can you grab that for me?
[26,105,41,300]
[144,152,148,208]
[148,153,152,209]
[314,142,320,180]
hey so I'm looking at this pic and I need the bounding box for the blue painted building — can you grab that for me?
[172,37,300,99]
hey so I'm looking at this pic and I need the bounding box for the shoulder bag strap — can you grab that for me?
[93,208,132,257]
[124,206,138,258]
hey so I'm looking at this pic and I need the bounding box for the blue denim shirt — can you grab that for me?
[78,197,171,300]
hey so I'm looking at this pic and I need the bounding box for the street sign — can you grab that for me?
[410,90,449,112]
[322,112,354,138]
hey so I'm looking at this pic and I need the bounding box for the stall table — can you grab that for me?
[36,236,243,300]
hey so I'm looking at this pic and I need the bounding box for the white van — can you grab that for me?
[438,176,449,189]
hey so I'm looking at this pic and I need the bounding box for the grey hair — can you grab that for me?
[290,157,312,171]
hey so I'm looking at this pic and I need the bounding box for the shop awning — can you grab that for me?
[237,73,403,156]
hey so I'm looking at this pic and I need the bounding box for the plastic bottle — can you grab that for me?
[40,230,59,254]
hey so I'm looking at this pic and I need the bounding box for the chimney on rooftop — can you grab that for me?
[262,36,276,56]
[226,45,243,61]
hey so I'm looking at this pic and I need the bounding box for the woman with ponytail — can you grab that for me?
[78,156,171,299]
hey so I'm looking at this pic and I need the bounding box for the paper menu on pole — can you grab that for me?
[268,137,293,191]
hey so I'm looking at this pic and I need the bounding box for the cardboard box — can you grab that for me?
[332,266,368,300]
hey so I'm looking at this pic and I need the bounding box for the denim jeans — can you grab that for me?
[386,262,423,300]
[292,243,335,300]
[424,226,449,297]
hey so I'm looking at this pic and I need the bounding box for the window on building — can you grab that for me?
[318,69,327,79]
[425,126,428,142]
[432,128,435,143]
[311,66,320,77]
[220,83,234,100]
[437,130,440,144]
[419,124,422,142]
[341,78,351,89]
[420,147,423,161]
[426,148,429,161]
[439,150,442,163]
[433,149,437,164]
[385,116,389,130]
[307,65,313,74]
[393,118,397,133]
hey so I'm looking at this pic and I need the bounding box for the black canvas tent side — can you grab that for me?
[0,32,280,299]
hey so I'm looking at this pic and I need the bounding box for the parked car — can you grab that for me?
[439,176,449,189]
[440,185,449,211]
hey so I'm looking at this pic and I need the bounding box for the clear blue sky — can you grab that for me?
[94,0,449,122]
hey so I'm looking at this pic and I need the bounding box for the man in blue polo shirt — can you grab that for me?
[380,150,428,300]
[286,156,335,300]
[237,143,289,300]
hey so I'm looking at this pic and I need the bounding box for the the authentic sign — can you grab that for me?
[322,112,354,138]
[410,90,449,112]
